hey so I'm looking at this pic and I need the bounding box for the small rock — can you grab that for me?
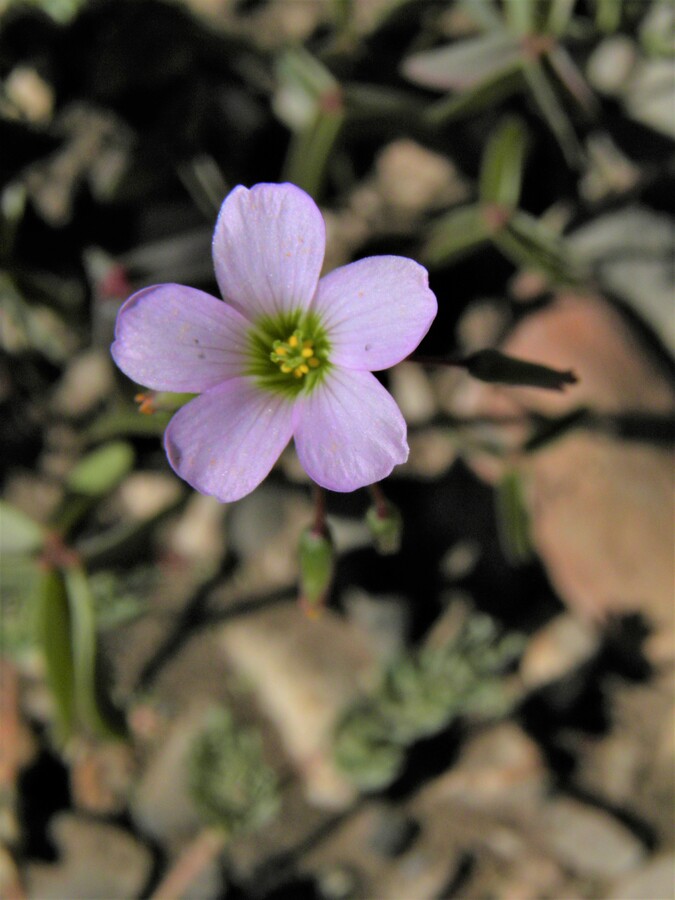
[439,540,482,581]
[539,797,645,878]
[375,139,467,217]
[343,588,410,661]
[131,708,206,844]
[220,604,376,808]
[52,349,115,417]
[608,853,675,900]
[70,740,136,816]
[116,472,182,521]
[25,813,152,899]
[429,723,547,811]
[167,492,227,568]
[586,36,637,94]
[404,428,458,478]
[519,614,600,691]
[389,363,437,425]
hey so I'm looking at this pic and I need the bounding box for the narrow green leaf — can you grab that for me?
[402,32,522,92]
[84,408,171,443]
[547,0,579,36]
[593,0,623,33]
[37,568,76,740]
[460,0,504,30]
[422,204,491,268]
[495,210,582,284]
[495,470,533,565]
[424,66,523,125]
[282,104,345,200]
[479,117,528,210]
[505,0,536,35]
[0,501,46,555]
[66,441,135,497]
[522,59,584,166]
[63,564,124,738]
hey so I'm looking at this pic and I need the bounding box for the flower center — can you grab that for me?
[270,330,322,380]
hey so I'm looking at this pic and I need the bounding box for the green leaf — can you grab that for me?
[37,569,76,740]
[84,408,171,443]
[522,59,584,166]
[66,442,135,497]
[495,210,583,284]
[504,0,536,36]
[0,501,46,555]
[479,117,528,210]
[593,0,623,33]
[402,32,522,92]
[422,203,491,268]
[282,104,345,200]
[547,0,578,36]
[62,564,125,738]
[495,470,533,565]
[463,348,578,390]
[424,65,524,125]
[189,708,280,834]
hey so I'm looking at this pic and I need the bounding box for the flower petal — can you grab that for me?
[164,378,295,502]
[213,183,326,322]
[294,368,408,492]
[312,256,437,371]
[112,284,250,392]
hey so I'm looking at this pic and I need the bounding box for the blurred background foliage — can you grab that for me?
[0,0,673,897]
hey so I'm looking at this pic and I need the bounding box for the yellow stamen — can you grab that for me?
[293,368,303,378]
[280,363,292,373]
[298,363,309,375]
[301,347,313,358]
[308,357,320,368]
[288,335,299,348]
[275,346,287,356]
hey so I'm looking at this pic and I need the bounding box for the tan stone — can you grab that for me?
[220,604,376,808]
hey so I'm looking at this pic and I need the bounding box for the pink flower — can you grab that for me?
[112,183,437,502]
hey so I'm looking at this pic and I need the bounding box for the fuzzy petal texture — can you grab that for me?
[164,378,295,502]
[294,368,408,492]
[312,256,437,371]
[112,284,251,392]
[213,183,326,323]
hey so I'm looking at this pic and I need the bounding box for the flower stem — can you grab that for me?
[312,484,327,535]
[150,827,227,900]
[367,482,389,519]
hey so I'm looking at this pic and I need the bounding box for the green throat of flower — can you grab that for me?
[247,311,330,397]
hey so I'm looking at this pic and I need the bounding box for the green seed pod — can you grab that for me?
[298,525,334,613]
[365,502,403,555]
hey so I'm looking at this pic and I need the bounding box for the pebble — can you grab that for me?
[25,813,152,899]
[539,797,645,878]
[608,853,675,899]
[519,614,600,691]
[219,604,375,808]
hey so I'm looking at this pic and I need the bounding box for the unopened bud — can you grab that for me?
[298,525,334,616]
[366,501,403,555]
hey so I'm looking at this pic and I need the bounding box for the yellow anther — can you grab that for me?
[288,335,299,348]
[298,363,309,375]
[303,340,313,349]
[280,363,292,373]
[293,368,303,378]
[301,347,313,358]
[308,357,320,368]
[275,346,287,356]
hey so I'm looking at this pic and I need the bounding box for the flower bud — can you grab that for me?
[298,525,334,616]
[366,501,403,555]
